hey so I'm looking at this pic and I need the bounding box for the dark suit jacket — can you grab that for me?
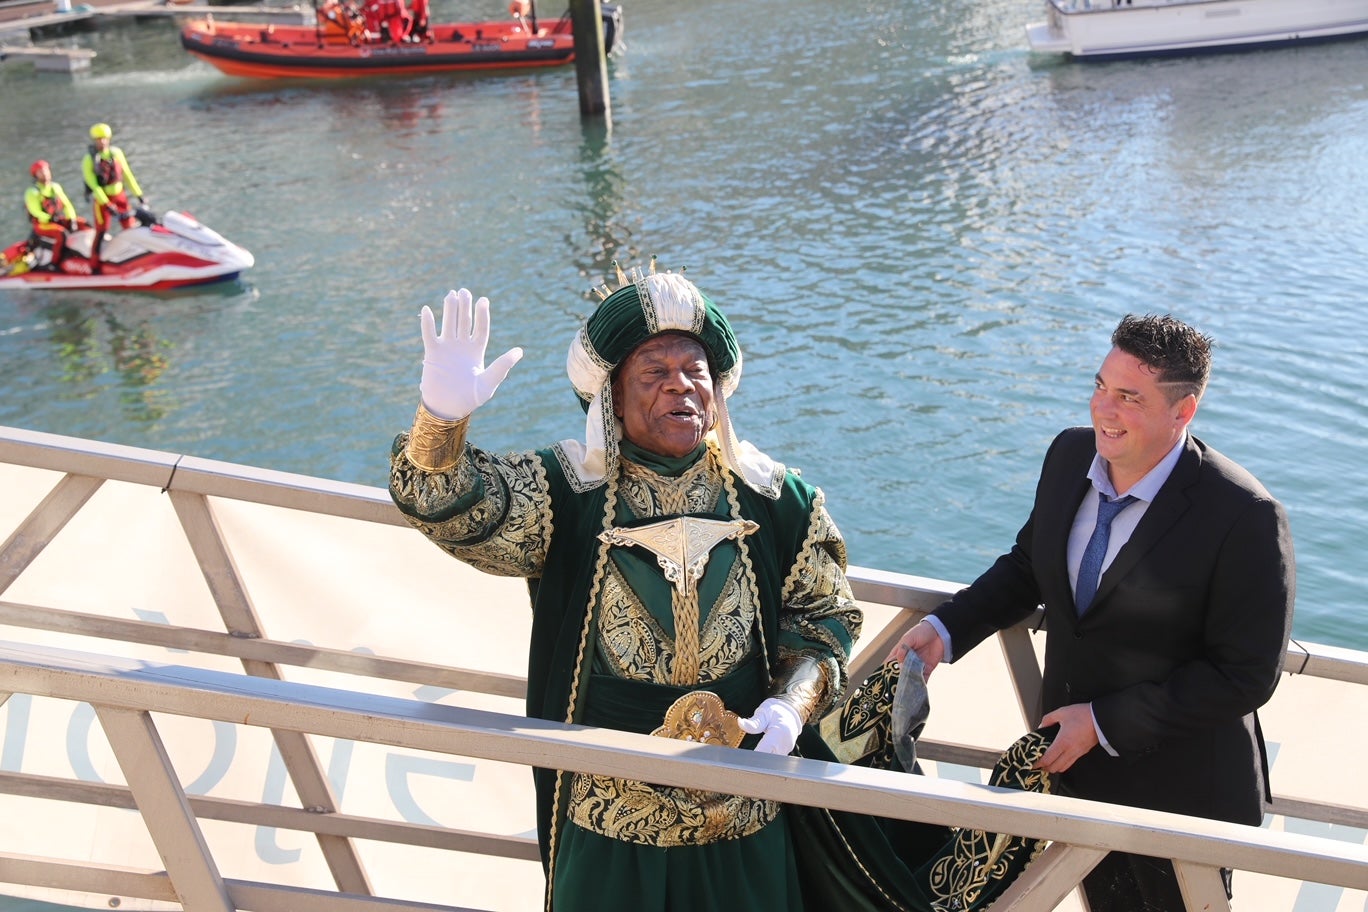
[933,428,1295,826]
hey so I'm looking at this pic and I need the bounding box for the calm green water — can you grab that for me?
[1,0,1365,673]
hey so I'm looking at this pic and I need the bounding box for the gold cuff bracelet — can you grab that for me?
[405,403,470,473]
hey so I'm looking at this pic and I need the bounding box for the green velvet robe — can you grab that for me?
[390,434,861,910]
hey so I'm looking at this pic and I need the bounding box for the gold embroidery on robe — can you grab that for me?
[395,437,862,852]
[567,771,780,847]
[819,660,899,767]
[927,730,1054,909]
[391,439,553,578]
[570,449,780,846]
[597,555,759,683]
[778,494,861,715]
[619,451,722,517]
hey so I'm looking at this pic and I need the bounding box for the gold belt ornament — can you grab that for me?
[598,516,759,685]
[651,691,744,747]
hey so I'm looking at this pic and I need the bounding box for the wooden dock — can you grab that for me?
[0,0,310,70]
[0,41,94,70]
[0,1,309,35]
[99,3,312,23]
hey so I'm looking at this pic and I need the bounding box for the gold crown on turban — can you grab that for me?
[591,256,679,301]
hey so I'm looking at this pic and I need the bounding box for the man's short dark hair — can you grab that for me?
[1111,314,1212,404]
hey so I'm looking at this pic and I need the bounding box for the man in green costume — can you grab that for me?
[389,262,863,911]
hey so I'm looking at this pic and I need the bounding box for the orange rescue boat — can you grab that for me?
[179,0,621,79]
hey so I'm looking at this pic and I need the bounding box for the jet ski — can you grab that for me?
[0,207,255,291]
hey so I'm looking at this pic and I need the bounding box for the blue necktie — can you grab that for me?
[1075,494,1136,615]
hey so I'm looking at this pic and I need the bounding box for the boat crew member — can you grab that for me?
[24,160,81,270]
[384,0,411,41]
[361,0,410,42]
[81,123,145,268]
[408,0,429,42]
[389,263,863,911]
[318,0,367,44]
[889,313,1295,912]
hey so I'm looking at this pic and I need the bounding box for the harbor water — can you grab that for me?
[0,0,1365,674]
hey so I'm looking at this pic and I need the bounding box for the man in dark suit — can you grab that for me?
[889,313,1295,911]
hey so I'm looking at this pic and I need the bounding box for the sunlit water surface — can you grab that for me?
[1,0,1365,667]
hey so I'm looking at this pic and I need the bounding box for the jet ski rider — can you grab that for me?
[82,123,146,271]
[24,160,82,271]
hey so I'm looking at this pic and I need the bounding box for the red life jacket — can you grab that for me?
[94,152,122,188]
[38,188,63,220]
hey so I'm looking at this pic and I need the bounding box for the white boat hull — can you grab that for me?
[1026,0,1368,58]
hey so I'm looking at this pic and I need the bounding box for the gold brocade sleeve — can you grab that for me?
[389,430,553,578]
[777,492,862,718]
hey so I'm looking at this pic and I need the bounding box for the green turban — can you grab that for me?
[568,271,742,408]
[557,267,781,497]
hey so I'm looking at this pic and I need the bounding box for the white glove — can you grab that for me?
[738,698,803,756]
[419,288,523,420]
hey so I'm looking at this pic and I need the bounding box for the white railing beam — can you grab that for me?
[3,425,1367,911]
[168,488,374,895]
[998,623,1045,728]
[0,853,178,902]
[1175,859,1232,911]
[0,473,104,598]
[94,705,235,912]
[224,880,488,912]
[4,643,1363,893]
[0,770,541,860]
[167,488,265,638]
[0,598,527,698]
[0,426,178,488]
[0,854,491,912]
[985,841,1106,911]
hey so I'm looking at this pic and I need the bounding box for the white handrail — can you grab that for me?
[1,640,1365,912]
[1,423,1365,911]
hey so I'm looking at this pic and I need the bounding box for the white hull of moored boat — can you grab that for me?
[1026,0,1368,58]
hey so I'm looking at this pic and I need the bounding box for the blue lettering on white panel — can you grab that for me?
[66,703,104,782]
[327,737,355,804]
[69,701,239,795]
[133,609,189,654]
[385,754,475,827]
[413,685,456,702]
[256,740,302,864]
[1285,817,1368,912]
[185,721,237,794]
[1,693,32,771]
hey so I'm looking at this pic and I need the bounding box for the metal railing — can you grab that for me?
[0,424,1365,911]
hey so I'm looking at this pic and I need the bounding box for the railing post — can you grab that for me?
[95,706,235,912]
[0,474,104,598]
[168,489,374,896]
[1174,860,1232,911]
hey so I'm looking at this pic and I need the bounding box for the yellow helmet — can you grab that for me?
[89,123,113,140]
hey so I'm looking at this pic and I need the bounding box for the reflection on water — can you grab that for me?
[48,300,171,419]
[14,281,255,426]
[569,119,638,292]
[0,0,1366,653]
